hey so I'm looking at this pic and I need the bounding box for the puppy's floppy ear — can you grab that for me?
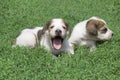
[42,21,52,32]
[64,21,70,35]
[86,19,98,36]
[37,21,52,39]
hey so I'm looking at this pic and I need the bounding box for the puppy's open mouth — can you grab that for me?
[51,36,63,50]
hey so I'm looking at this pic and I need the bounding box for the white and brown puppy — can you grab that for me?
[38,18,74,56]
[69,16,113,52]
[13,27,43,48]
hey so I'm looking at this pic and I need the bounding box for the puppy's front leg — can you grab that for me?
[86,41,96,51]
[68,43,75,54]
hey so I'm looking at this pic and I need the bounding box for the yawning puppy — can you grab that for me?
[69,16,113,52]
[38,18,74,56]
[13,27,43,48]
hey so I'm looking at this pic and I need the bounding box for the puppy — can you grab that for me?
[69,16,113,52]
[13,27,43,48]
[38,18,74,56]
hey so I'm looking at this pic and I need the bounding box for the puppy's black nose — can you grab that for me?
[55,29,62,35]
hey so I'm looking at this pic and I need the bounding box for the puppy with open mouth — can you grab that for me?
[69,16,113,53]
[38,18,74,56]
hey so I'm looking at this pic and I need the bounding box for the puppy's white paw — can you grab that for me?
[90,47,96,52]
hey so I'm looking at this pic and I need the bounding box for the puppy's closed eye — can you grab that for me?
[101,28,107,34]
[62,26,66,29]
[50,26,54,29]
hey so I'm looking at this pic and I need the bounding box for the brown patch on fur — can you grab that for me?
[62,19,70,31]
[35,21,51,41]
[86,19,105,35]
[43,21,52,33]
[62,19,70,34]
[37,30,44,41]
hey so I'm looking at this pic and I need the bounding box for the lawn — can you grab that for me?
[0,0,120,80]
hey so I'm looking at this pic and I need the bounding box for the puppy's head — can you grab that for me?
[43,18,70,50]
[86,17,113,40]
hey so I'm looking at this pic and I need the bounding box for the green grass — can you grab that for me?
[0,0,120,80]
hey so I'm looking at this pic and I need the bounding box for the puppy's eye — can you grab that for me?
[63,26,66,29]
[50,26,54,29]
[101,28,107,34]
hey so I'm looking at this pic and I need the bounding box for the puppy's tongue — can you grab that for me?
[53,39,62,50]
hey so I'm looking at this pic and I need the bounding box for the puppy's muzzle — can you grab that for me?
[55,29,62,36]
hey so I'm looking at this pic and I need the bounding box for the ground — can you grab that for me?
[0,0,120,80]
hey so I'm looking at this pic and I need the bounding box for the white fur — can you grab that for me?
[13,27,43,48]
[69,16,113,52]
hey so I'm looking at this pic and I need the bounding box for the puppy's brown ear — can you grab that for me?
[64,21,70,34]
[43,21,52,32]
[86,19,98,36]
